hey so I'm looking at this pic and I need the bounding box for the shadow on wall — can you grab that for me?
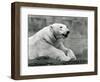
[28,15,88,61]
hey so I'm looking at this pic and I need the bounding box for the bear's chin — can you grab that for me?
[56,35,67,39]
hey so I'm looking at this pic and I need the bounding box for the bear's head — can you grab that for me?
[50,23,70,39]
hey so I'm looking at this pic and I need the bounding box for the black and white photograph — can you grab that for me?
[11,2,97,79]
[28,15,88,66]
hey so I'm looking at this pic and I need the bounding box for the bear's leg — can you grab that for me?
[66,49,77,60]
[47,46,71,61]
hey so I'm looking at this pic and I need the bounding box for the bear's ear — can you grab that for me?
[50,25,54,33]
[50,25,53,30]
[50,25,53,29]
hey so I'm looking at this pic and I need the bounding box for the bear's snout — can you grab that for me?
[62,31,70,37]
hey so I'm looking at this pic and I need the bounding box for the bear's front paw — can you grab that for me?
[65,49,77,60]
[65,50,68,56]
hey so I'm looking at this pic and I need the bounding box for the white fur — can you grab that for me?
[29,23,76,61]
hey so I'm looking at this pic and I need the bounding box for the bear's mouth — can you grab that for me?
[62,31,70,38]
[62,34,68,37]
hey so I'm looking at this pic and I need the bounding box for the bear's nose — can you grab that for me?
[67,31,70,35]
[67,31,70,34]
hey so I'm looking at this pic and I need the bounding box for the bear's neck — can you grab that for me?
[42,27,58,46]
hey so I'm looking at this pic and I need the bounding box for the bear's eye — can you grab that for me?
[60,26,62,28]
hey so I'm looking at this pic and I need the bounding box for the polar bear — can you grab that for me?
[29,23,76,61]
